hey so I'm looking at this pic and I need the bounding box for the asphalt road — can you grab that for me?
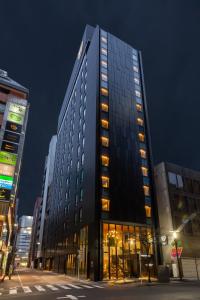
[0,269,199,300]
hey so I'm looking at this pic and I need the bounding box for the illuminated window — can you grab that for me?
[137,118,144,126]
[101,119,109,129]
[145,205,151,218]
[138,133,145,142]
[101,136,109,147]
[101,48,107,55]
[139,149,146,159]
[141,167,148,177]
[102,176,109,188]
[101,155,109,166]
[136,104,142,111]
[133,66,139,72]
[143,185,150,196]
[135,90,141,98]
[101,36,107,44]
[134,78,140,85]
[101,198,110,211]
[101,87,108,96]
[132,54,138,61]
[101,103,108,112]
[101,60,107,68]
[101,73,108,81]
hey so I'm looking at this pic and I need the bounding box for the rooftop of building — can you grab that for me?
[0,69,29,94]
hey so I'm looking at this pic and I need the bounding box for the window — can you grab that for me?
[145,205,151,218]
[138,133,145,142]
[101,103,109,112]
[140,149,146,159]
[79,208,83,222]
[101,60,107,68]
[137,118,144,126]
[101,119,109,129]
[101,36,107,44]
[81,153,84,164]
[102,176,109,188]
[101,155,109,167]
[101,81,108,89]
[101,136,109,147]
[133,66,139,72]
[134,77,140,85]
[101,73,108,81]
[141,167,148,177]
[135,90,141,98]
[136,104,142,112]
[101,48,107,55]
[101,87,109,96]
[132,54,138,61]
[80,188,83,201]
[143,185,150,196]
[101,198,110,211]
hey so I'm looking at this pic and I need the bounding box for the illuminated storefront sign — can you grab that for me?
[0,163,15,177]
[1,141,18,154]
[0,175,13,190]
[0,188,11,202]
[7,112,24,125]
[6,121,22,134]
[4,131,20,144]
[0,152,17,166]
[9,103,26,116]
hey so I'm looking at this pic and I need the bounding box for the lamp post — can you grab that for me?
[172,231,182,281]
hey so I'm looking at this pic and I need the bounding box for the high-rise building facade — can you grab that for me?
[15,215,33,267]
[0,69,29,275]
[155,162,200,279]
[43,25,156,280]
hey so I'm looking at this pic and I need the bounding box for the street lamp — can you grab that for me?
[172,231,182,281]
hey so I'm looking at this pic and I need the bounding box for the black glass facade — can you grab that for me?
[43,25,156,280]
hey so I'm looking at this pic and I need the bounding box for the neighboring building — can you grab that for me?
[0,69,29,275]
[30,136,57,267]
[43,25,156,280]
[155,162,200,278]
[15,215,33,267]
[29,197,42,267]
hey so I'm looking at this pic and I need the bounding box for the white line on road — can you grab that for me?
[58,285,71,289]
[46,284,59,290]
[9,288,17,295]
[67,284,82,289]
[80,285,94,289]
[34,285,46,291]
[92,284,104,288]
[23,286,32,293]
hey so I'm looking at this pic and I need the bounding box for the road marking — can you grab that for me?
[78,296,86,298]
[9,288,17,295]
[67,284,82,289]
[92,284,104,288]
[58,285,71,289]
[46,284,59,290]
[80,284,94,289]
[34,285,46,291]
[23,286,32,293]
[56,296,79,300]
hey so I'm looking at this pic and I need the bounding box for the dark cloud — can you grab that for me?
[0,0,200,215]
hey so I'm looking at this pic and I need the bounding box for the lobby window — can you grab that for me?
[101,103,109,112]
[101,36,107,44]
[101,136,109,147]
[145,205,151,218]
[143,185,150,196]
[101,155,109,167]
[134,77,140,85]
[137,118,144,126]
[101,198,110,212]
[135,90,141,98]
[101,48,107,56]
[102,176,109,188]
[101,87,109,96]
[101,73,108,82]
[136,104,142,112]
[132,53,138,61]
[138,133,145,142]
[133,66,139,72]
[101,119,109,129]
[141,167,148,177]
[101,60,107,68]
[140,149,147,159]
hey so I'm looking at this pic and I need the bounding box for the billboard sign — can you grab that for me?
[4,131,20,144]
[0,152,17,166]
[9,103,26,116]
[171,247,183,259]
[0,163,15,177]
[0,188,11,202]
[7,112,24,125]
[6,121,22,134]
[1,141,18,154]
[0,175,13,190]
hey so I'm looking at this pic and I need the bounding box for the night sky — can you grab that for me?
[0,1,200,216]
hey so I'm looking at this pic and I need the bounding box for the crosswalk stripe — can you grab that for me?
[92,285,104,288]
[35,285,46,291]
[58,285,71,290]
[80,284,94,289]
[9,288,17,295]
[67,284,82,289]
[46,285,59,291]
[23,286,32,293]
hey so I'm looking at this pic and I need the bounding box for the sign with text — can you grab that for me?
[0,152,17,166]
[171,247,183,259]
[4,131,20,144]
[0,163,15,177]
[7,112,24,125]
[6,121,22,134]
[0,188,11,202]
[9,103,26,116]
[1,141,18,154]
[0,175,13,190]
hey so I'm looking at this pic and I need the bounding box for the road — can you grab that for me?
[0,269,199,299]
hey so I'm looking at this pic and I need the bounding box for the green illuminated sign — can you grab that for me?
[7,112,24,125]
[9,103,26,116]
[0,152,17,166]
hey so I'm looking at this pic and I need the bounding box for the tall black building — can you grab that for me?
[43,25,156,280]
